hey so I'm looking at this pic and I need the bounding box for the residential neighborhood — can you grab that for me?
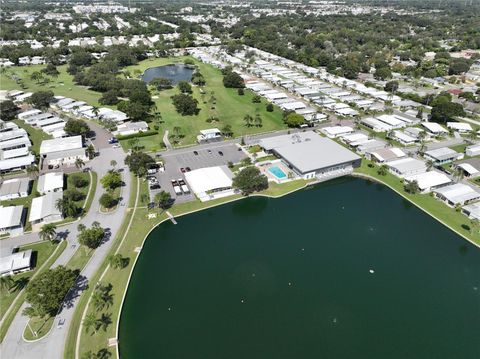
[0,1,479,359]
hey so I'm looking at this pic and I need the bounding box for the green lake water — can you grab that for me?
[119,177,480,359]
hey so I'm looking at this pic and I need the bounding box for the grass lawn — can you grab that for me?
[23,315,54,341]
[66,245,93,272]
[120,56,287,151]
[66,171,96,212]
[0,240,67,342]
[354,160,480,247]
[12,119,52,154]
[449,143,468,153]
[0,65,105,106]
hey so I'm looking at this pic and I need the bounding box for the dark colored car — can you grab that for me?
[218,151,224,156]
[180,168,186,173]
[186,167,191,172]
[193,151,198,155]
[108,137,118,144]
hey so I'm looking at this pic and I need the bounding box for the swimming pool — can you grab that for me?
[268,166,287,179]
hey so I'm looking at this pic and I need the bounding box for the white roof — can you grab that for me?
[40,136,83,155]
[425,147,459,161]
[322,126,354,136]
[405,171,451,190]
[393,131,416,143]
[37,172,64,193]
[184,166,233,194]
[446,122,473,131]
[0,205,23,229]
[18,109,41,119]
[387,157,427,174]
[0,154,35,171]
[462,202,480,219]
[434,183,480,205]
[376,114,405,127]
[457,163,479,175]
[0,249,31,275]
[340,133,369,144]
[29,192,63,222]
[422,122,447,133]
[199,128,221,136]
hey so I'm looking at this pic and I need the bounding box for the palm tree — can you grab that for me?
[470,218,480,235]
[98,313,112,332]
[26,165,39,180]
[0,275,14,292]
[75,158,85,170]
[426,160,435,171]
[377,164,388,176]
[55,198,78,218]
[418,140,427,155]
[39,223,57,242]
[92,106,100,119]
[83,313,98,334]
[92,286,113,312]
[454,167,465,183]
[86,145,95,160]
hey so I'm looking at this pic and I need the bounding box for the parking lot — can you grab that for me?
[149,142,247,204]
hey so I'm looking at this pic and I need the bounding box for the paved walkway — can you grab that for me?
[163,130,173,150]
[0,123,133,359]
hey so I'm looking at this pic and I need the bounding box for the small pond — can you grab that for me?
[141,63,194,85]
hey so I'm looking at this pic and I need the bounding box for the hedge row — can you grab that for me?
[116,130,159,140]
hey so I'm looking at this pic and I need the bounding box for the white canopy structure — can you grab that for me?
[184,166,234,201]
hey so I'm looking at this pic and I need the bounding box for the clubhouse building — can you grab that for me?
[258,131,361,180]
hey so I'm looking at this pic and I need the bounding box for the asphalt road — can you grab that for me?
[0,122,133,359]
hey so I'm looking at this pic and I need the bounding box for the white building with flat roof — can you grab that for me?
[424,147,463,165]
[466,144,480,157]
[447,122,473,133]
[434,183,480,207]
[184,166,234,202]
[387,157,427,178]
[197,128,222,143]
[321,126,354,138]
[405,170,451,193]
[462,202,480,220]
[0,249,32,276]
[422,122,448,135]
[40,136,87,166]
[29,191,63,226]
[259,131,361,180]
[114,121,149,137]
[37,172,64,194]
[0,178,30,201]
[0,205,25,236]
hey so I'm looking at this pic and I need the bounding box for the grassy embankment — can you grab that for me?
[66,176,309,358]
[354,159,480,248]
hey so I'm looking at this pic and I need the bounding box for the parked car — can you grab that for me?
[149,183,161,190]
[207,149,212,154]
[180,167,186,173]
[193,150,198,155]
[185,167,191,172]
[178,179,190,194]
[218,151,224,156]
[108,137,118,144]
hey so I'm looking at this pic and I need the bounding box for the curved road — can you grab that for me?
[0,122,133,359]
